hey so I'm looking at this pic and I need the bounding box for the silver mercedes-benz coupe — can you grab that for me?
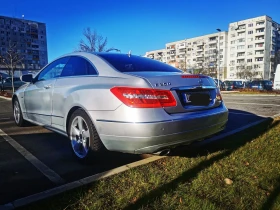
[13,52,228,161]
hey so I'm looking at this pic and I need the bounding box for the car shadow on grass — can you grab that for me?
[123,113,275,210]
[261,177,280,210]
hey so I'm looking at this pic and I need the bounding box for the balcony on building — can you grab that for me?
[166,45,176,51]
[197,47,204,52]
[255,50,264,56]
[255,35,265,42]
[255,57,264,63]
[237,51,245,58]
[148,54,154,59]
[209,43,217,49]
[178,49,186,55]
[170,55,176,61]
[178,43,186,49]
[236,59,245,65]
[196,53,204,58]
[236,24,246,31]
[255,21,265,29]
[197,41,204,46]
[255,28,265,35]
[255,42,265,48]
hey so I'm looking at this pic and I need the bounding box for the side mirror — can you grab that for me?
[21,74,33,83]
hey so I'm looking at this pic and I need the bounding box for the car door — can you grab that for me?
[24,57,70,125]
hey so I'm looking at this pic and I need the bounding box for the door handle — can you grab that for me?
[44,85,52,89]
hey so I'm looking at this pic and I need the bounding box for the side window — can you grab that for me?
[37,57,70,81]
[60,56,97,77]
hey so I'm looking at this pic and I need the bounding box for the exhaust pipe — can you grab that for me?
[154,149,171,156]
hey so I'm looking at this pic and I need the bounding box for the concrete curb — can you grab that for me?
[0,95,11,101]
[1,113,279,210]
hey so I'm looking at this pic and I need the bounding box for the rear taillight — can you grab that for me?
[216,88,222,101]
[110,87,177,108]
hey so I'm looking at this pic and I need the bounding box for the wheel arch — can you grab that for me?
[66,106,82,135]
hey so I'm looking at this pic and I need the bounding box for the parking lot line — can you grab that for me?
[226,102,280,107]
[0,129,65,185]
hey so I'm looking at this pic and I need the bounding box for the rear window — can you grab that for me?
[97,53,182,73]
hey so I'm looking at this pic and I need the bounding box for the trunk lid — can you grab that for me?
[125,72,221,113]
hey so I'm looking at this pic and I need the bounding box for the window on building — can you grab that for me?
[220,36,223,40]
[248,23,253,27]
[247,59,252,62]
[231,40,235,44]
[247,52,253,55]
[230,60,235,65]
[237,52,245,57]
[248,31,253,34]
[220,55,223,58]
[248,45,253,48]
[231,33,236,38]
[238,32,245,36]
[238,38,245,43]
[256,28,265,33]
[220,42,223,45]
[256,21,265,26]
[230,67,234,71]
[237,45,245,49]
[237,59,245,63]
[255,43,264,48]
[230,53,234,57]
[248,38,253,42]
[255,57,263,62]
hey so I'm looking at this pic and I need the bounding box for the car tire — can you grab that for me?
[68,109,106,162]
[13,98,27,127]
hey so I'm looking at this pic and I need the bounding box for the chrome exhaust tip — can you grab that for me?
[154,149,171,156]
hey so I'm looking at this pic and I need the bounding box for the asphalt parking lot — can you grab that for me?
[0,94,279,206]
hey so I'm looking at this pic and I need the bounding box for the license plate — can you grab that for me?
[183,92,210,106]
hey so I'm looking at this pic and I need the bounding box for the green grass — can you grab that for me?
[22,118,280,210]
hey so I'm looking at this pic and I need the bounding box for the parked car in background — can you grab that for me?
[273,64,280,90]
[13,52,228,161]
[223,80,244,91]
[0,72,9,80]
[1,77,26,91]
[224,79,249,88]
[250,80,273,91]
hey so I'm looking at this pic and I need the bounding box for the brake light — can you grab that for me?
[181,75,207,78]
[110,87,177,108]
[216,88,222,101]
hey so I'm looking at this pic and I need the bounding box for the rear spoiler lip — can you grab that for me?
[171,86,217,91]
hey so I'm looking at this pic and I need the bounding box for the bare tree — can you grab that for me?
[0,41,24,93]
[78,28,117,53]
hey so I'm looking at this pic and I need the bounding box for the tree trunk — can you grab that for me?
[11,67,14,94]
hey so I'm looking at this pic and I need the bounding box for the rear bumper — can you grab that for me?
[93,103,228,154]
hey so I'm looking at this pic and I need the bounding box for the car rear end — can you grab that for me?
[93,54,228,154]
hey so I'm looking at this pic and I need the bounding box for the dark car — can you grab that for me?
[1,77,25,91]
[223,80,244,91]
[0,72,9,80]
[250,80,273,91]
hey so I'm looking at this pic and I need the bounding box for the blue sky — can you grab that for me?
[1,0,280,62]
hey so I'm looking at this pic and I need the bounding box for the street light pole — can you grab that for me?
[216,28,221,87]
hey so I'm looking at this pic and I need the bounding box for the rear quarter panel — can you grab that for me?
[52,75,151,129]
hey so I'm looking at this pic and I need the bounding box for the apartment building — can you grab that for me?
[145,32,228,80]
[228,15,280,80]
[145,15,280,80]
[0,15,48,73]
[146,49,167,63]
